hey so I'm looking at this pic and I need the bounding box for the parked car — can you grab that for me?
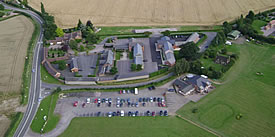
[121,110,125,117]
[164,110,168,116]
[152,111,156,117]
[153,97,157,102]
[117,111,120,116]
[82,103,86,108]
[73,101,78,107]
[146,111,150,116]
[148,87,152,90]
[105,98,109,103]
[135,102,139,107]
[98,98,101,103]
[108,112,112,117]
[97,103,101,107]
[127,90,130,94]
[135,111,139,116]
[150,97,153,102]
[160,110,163,116]
[142,102,146,107]
[168,89,175,92]
[122,90,126,94]
[97,112,101,117]
[94,98,98,103]
[119,90,122,94]
[142,98,146,102]
[112,112,116,116]
[152,86,156,90]
[139,98,142,102]
[128,111,132,116]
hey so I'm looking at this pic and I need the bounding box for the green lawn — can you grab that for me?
[179,25,222,31]
[177,43,275,137]
[252,20,267,35]
[60,117,215,137]
[30,93,60,133]
[115,51,122,60]
[41,65,63,85]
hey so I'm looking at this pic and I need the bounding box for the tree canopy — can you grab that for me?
[0,4,4,10]
[55,28,64,37]
[173,58,190,75]
[179,42,200,61]
[69,40,78,50]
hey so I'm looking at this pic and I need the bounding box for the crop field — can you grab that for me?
[28,0,275,28]
[177,43,275,136]
[60,117,215,137]
[0,16,34,93]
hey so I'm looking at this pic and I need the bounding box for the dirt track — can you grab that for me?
[29,0,275,28]
[0,16,34,93]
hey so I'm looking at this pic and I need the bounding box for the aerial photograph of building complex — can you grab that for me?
[0,0,275,137]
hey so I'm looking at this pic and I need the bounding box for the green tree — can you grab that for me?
[57,60,66,70]
[22,0,28,6]
[77,19,84,30]
[179,42,199,61]
[110,67,118,75]
[53,87,62,93]
[174,58,190,75]
[0,12,4,18]
[41,2,45,14]
[80,45,85,52]
[69,40,78,50]
[86,33,99,44]
[131,64,137,71]
[55,28,64,37]
[222,21,232,35]
[86,20,94,30]
[189,60,203,74]
[137,64,142,71]
[0,4,4,10]
[246,11,255,21]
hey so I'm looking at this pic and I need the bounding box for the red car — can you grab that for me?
[152,111,156,117]
[73,101,78,107]
[94,98,98,103]
[161,102,166,107]
[82,103,86,108]
[119,90,122,94]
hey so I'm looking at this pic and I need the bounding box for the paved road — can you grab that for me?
[42,72,174,90]
[0,2,44,137]
[199,32,217,52]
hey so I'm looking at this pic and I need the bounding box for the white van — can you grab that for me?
[134,88,138,95]
[121,110,125,117]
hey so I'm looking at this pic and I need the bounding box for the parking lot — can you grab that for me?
[55,88,171,118]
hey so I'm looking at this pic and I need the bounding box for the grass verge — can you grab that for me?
[4,112,23,137]
[59,117,215,137]
[41,65,63,85]
[30,93,60,133]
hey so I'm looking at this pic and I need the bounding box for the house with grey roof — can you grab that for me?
[133,43,144,68]
[156,36,176,66]
[70,57,79,72]
[228,30,241,40]
[186,32,200,44]
[99,50,114,76]
[173,75,212,96]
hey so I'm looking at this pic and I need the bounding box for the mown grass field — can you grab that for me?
[30,93,60,133]
[41,65,63,85]
[60,117,215,137]
[177,42,275,137]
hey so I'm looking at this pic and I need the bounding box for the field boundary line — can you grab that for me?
[176,114,221,137]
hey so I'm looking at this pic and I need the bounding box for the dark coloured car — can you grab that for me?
[108,102,111,107]
[97,103,100,107]
[135,111,139,116]
[142,102,146,107]
[112,112,116,116]
[160,110,163,116]
[168,89,175,92]
[128,102,131,107]
[128,111,132,116]
[139,98,142,102]
[153,97,156,102]
[152,86,156,90]
[146,97,150,102]
[82,103,86,108]
[164,110,168,116]
[146,111,150,116]
[117,111,120,116]
[148,87,152,90]
[157,98,161,102]
[97,112,101,116]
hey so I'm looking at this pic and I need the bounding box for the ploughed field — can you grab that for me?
[0,16,34,93]
[29,0,275,28]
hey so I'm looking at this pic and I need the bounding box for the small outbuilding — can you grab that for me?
[228,30,241,40]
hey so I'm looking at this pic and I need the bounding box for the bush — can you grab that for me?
[192,108,198,113]
[149,68,169,78]
[88,75,96,77]
[56,60,66,70]
[131,63,136,71]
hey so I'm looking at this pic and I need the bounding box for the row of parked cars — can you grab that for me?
[104,110,168,117]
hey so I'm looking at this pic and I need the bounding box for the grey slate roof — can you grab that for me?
[186,76,210,88]
[133,43,144,65]
[166,52,176,65]
[106,50,114,65]
[186,32,200,43]
[116,71,149,79]
[71,58,78,69]
[174,79,194,94]
[134,43,143,56]
[163,41,174,53]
